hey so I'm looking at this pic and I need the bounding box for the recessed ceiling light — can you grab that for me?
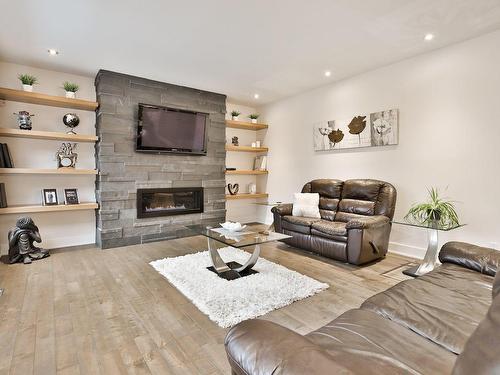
[324,71,331,77]
[424,33,434,41]
[254,93,259,99]
[47,49,59,56]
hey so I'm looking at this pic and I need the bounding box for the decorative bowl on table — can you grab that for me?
[220,222,247,232]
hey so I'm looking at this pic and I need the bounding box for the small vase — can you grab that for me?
[251,119,257,124]
[232,116,239,121]
[65,91,76,99]
[22,84,33,92]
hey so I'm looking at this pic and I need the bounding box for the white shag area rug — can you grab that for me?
[150,247,329,328]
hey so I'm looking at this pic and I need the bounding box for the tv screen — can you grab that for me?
[137,104,208,155]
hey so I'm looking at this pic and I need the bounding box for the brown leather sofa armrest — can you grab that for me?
[439,241,500,277]
[345,215,390,230]
[225,319,352,375]
[271,203,293,216]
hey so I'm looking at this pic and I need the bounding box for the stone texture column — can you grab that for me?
[95,70,226,249]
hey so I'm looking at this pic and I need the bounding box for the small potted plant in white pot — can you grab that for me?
[18,74,37,92]
[249,114,260,124]
[231,110,241,121]
[63,82,79,98]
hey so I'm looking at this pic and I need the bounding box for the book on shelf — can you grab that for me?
[0,143,14,168]
[0,183,7,208]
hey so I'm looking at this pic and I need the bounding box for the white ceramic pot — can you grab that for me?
[251,119,257,124]
[232,116,239,121]
[248,183,257,194]
[65,91,76,99]
[22,84,33,92]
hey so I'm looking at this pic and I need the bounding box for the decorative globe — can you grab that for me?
[62,113,80,133]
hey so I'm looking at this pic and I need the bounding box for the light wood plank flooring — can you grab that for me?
[0,232,414,375]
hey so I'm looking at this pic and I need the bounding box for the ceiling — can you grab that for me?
[1,0,500,105]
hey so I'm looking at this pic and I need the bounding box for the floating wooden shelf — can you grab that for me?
[0,87,98,111]
[225,170,268,175]
[0,202,98,215]
[226,193,269,200]
[0,168,98,175]
[0,128,98,142]
[226,120,268,131]
[225,145,268,152]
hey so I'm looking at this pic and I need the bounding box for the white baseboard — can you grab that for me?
[0,234,95,256]
[388,241,426,260]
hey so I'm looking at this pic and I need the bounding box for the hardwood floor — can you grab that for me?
[0,233,414,375]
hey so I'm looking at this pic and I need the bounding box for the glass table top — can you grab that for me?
[392,218,465,231]
[252,201,284,206]
[186,224,291,248]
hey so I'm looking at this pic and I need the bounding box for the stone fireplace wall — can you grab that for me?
[95,70,226,249]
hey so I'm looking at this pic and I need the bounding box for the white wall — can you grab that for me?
[259,30,500,258]
[0,61,96,253]
[225,102,267,223]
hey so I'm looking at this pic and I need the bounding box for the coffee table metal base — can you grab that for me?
[207,237,261,279]
[207,261,259,280]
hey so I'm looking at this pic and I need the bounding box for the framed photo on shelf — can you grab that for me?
[64,188,79,205]
[253,155,267,171]
[42,189,58,206]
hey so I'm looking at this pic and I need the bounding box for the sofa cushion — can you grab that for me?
[282,215,321,235]
[311,220,347,237]
[335,211,371,223]
[306,309,456,375]
[338,199,375,216]
[452,271,500,375]
[311,229,347,243]
[361,263,493,354]
[341,179,383,201]
[302,179,343,198]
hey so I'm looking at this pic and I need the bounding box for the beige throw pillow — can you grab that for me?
[292,193,321,218]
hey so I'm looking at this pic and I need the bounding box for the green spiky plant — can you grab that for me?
[248,114,259,120]
[231,110,241,117]
[18,74,38,86]
[63,81,79,92]
[405,187,460,228]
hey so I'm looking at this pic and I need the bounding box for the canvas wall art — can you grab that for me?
[313,108,398,151]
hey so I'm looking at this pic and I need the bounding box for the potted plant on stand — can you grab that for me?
[231,111,241,121]
[18,74,37,92]
[249,114,260,124]
[63,82,79,98]
[405,187,460,228]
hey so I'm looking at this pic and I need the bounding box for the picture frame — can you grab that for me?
[253,155,267,171]
[64,188,79,205]
[42,189,58,206]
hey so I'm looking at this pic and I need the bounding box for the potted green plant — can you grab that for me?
[249,114,260,124]
[18,74,38,92]
[63,81,79,98]
[405,187,460,228]
[231,110,241,121]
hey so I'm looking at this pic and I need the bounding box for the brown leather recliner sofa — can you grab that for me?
[225,242,500,374]
[272,179,397,265]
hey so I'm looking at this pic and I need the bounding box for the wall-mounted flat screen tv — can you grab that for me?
[136,103,208,155]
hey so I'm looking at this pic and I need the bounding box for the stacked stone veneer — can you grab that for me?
[95,70,226,249]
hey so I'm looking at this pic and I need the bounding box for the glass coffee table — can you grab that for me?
[186,224,291,280]
[392,219,464,277]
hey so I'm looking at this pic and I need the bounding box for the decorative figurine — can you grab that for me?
[13,111,35,130]
[62,113,80,134]
[227,183,239,195]
[8,217,49,264]
[231,136,239,146]
[56,143,78,168]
